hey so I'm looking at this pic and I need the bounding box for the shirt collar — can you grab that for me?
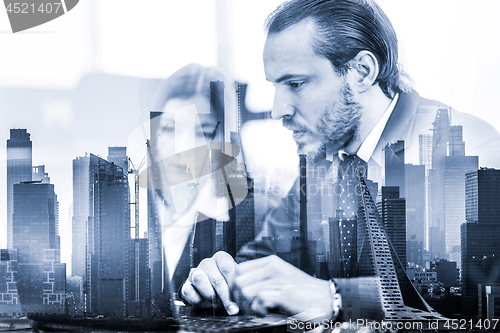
[355,93,399,162]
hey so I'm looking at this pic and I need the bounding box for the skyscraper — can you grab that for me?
[384,140,405,198]
[465,168,500,224]
[11,172,66,314]
[148,112,163,299]
[461,168,500,298]
[32,165,50,183]
[427,108,478,260]
[72,154,99,278]
[405,164,426,246]
[13,182,58,263]
[419,134,433,170]
[87,157,130,316]
[6,129,32,248]
[377,186,406,268]
[329,210,357,278]
[107,146,128,174]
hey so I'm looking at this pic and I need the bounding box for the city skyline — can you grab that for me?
[2,1,500,262]
[2,99,500,319]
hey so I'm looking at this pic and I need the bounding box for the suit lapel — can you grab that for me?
[372,90,421,163]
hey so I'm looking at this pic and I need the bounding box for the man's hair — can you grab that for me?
[265,0,409,98]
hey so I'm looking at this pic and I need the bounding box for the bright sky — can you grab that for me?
[0,0,499,270]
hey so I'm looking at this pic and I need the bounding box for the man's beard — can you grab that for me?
[283,82,362,161]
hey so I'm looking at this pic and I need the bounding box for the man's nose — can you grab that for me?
[271,88,294,120]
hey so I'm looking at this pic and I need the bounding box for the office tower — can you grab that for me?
[233,175,255,253]
[72,154,99,279]
[11,173,66,314]
[108,146,128,174]
[14,251,66,314]
[461,223,500,298]
[307,159,335,265]
[405,164,426,245]
[214,169,255,258]
[148,112,163,298]
[377,186,406,269]
[356,171,442,320]
[384,140,405,198]
[419,134,433,170]
[407,236,424,268]
[6,129,32,248]
[465,168,500,224]
[434,259,459,288]
[12,182,58,263]
[443,153,477,260]
[329,210,357,278]
[126,238,150,317]
[427,108,478,260]
[235,83,246,146]
[87,157,130,316]
[32,165,50,183]
[0,249,21,315]
[461,168,500,298]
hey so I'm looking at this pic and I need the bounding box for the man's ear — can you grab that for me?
[349,51,379,93]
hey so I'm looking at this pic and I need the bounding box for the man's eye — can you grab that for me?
[288,81,304,89]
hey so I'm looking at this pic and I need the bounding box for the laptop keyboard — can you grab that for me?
[177,314,287,333]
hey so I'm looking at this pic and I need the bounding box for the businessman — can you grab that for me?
[180,0,500,321]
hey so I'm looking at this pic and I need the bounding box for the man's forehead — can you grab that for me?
[263,19,329,81]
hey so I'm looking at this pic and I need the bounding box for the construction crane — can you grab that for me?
[127,126,165,302]
[128,142,149,302]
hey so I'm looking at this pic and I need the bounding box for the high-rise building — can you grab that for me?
[107,147,128,174]
[461,168,500,298]
[0,249,21,315]
[407,236,424,268]
[87,157,130,316]
[377,186,406,268]
[427,108,478,260]
[125,238,150,317]
[72,154,99,279]
[384,140,405,198]
[13,182,59,263]
[32,165,50,183]
[405,164,426,245]
[10,169,66,314]
[443,154,477,260]
[329,210,357,278]
[419,134,433,170]
[148,112,163,298]
[6,129,32,248]
[465,168,500,224]
[461,223,500,297]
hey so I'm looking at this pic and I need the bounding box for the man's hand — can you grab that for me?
[234,255,333,317]
[181,251,240,315]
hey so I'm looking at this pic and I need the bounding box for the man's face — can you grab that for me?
[263,19,361,160]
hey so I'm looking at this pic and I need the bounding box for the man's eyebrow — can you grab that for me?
[271,74,307,83]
